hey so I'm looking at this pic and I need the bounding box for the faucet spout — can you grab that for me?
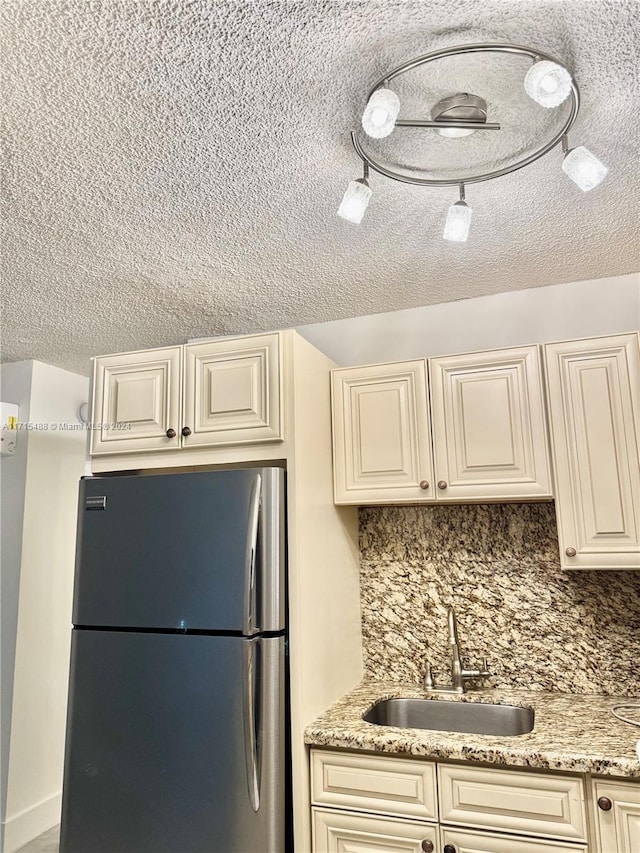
[447,607,459,646]
[424,607,491,694]
[447,608,464,692]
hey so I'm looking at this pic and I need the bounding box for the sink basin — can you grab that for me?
[363,698,534,736]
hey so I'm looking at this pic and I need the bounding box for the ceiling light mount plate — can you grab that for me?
[431,93,487,136]
[431,92,487,122]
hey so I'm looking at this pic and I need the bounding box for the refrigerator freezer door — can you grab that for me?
[74,467,284,632]
[60,631,285,853]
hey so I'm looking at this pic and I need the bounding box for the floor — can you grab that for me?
[15,826,59,853]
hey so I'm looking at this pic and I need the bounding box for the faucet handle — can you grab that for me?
[480,657,490,676]
[424,661,435,690]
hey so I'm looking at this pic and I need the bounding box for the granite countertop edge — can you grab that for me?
[303,680,640,779]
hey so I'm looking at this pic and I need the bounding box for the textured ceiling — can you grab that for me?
[1,0,639,375]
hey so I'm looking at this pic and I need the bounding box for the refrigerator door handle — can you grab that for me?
[243,638,261,813]
[243,473,262,636]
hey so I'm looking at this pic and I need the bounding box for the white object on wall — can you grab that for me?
[0,403,19,456]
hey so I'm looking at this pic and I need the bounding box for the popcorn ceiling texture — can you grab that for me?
[1,0,640,375]
[359,503,640,696]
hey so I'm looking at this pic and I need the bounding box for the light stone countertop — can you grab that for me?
[304,680,640,779]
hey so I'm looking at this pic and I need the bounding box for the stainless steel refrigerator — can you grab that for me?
[60,466,287,853]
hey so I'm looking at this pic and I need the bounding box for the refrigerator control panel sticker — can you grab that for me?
[85,496,107,510]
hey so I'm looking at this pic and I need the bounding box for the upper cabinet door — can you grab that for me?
[331,361,434,505]
[544,333,640,570]
[429,346,552,501]
[183,333,283,447]
[91,347,182,455]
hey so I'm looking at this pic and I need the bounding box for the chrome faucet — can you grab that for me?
[425,607,490,694]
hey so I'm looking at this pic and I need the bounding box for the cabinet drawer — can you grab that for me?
[441,826,587,852]
[439,764,587,841]
[313,807,438,853]
[311,750,437,820]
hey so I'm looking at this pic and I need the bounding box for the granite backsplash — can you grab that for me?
[359,502,640,696]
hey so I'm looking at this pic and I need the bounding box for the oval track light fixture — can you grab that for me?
[341,42,607,243]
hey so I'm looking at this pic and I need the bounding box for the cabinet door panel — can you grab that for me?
[311,750,437,820]
[441,827,587,852]
[91,348,182,455]
[545,334,640,569]
[313,808,438,853]
[438,764,587,841]
[430,346,552,500]
[183,334,282,447]
[593,779,640,853]
[331,361,434,505]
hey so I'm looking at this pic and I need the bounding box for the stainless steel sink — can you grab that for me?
[363,698,534,736]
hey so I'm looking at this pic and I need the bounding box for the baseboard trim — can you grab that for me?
[2,792,60,853]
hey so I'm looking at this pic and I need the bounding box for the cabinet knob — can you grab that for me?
[597,796,613,811]
[443,846,456,853]
[419,480,430,490]
[181,426,192,437]
[437,480,448,490]
[165,428,176,439]
[565,547,577,558]
[420,841,434,853]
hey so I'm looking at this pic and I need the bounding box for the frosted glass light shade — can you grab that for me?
[436,126,476,138]
[337,179,372,224]
[443,201,472,242]
[361,88,400,138]
[524,60,572,108]
[562,146,608,191]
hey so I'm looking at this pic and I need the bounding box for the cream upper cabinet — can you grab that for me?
[429,346,552,501]
[593,779,640,853]
[90,333,283,455]
[331,360,434,504]
[544,333,640,570]
[91,347,182,455]
[183,334,282,447]
[331,346,551,505]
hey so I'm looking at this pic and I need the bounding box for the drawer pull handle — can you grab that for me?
[419,480,430,490]
[166,428,176,439]
[565,546,577,557]
[181,426,192,437]
[420,841,433,853]
[443,846,456,853]
[598,796,613,811]
[437,480,448,490]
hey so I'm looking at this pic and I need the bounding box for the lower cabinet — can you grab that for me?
[440,827,586,852]
[593,779,640,853]
[310,749,601,853]
[313,809,438,853]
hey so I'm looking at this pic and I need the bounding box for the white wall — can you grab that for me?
[0,362,33,853]
[296,273,640,366]
[2,362,88,853]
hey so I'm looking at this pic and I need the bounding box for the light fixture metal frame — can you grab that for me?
[351,42,580,188]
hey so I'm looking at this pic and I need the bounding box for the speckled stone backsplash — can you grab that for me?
[359,503,640,696]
